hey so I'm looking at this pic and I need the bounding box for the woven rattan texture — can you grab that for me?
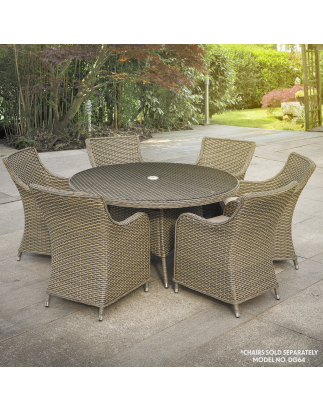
[109,205,203,257]
[195,137,255,218]
[2,148,71,257]
[196,137,256,180]
[85,136,144,168]
[30,184,150,312]
[174,182,298,310]
[70,163,239,209]
[224,152,316,262]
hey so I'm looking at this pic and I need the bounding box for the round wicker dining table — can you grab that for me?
[69,162,239,288]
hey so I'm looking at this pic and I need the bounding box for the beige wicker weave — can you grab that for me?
[85,135,144,167]
[30,184,151,321]
[196,137,256,218]
[70,163,239,288]
[85,135,146,249]
[2,147,71,260]
[223,152,316,269]
[173,181,298,318]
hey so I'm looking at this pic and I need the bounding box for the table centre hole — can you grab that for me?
[147,176,159,180]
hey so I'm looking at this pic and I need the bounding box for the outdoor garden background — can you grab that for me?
[1,44,321,149]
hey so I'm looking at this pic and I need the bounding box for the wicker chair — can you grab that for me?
[173,182,298,318]
[223,152,316,269]
[195,137,256,218]
[85,136,144,167]
[2,147,71,260]
[30,184,151,321]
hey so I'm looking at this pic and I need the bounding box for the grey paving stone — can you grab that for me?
[301,185,323,202]
[292,212,313,225]
[0,318,25,342]
[100,331,196,367]
[254,151,290,162]
[0,218,23,234]
[310,252,323,264]
[6,253,51,277]
[164,303,253,348]
[274,260,296,274]
[239,282,301,316]
[293,217,323,258]
[259,280,323,341]
[0,144,18,156]
[1,296,87,333]
[276,259,323,290]
[294,197,323,217]
[0,230,23,261]
[0,201,23,214]
[0,279,49,313]
[0,259,47,296]
[0,208,24,223]
[0,329,69,366]
[0,280,214,366]
[170,318,323,367]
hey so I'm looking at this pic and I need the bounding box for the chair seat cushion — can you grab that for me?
[223,196,238,205]
[207,215,230,223]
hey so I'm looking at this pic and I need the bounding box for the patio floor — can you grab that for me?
[1,124,323,367]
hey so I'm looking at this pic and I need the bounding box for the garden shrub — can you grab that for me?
[225,45,303,109]
[196,45,236,116]
[262,85,304,108]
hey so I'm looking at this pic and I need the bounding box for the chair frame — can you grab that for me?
[2,147,71,259]
[195,137,256,218]
[85,135,144,168]
[223,152,316,269]
[30,184,151,321]
[173,182,298,318]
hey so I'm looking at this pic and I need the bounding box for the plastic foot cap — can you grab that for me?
[164,283,169,289]
[98,316,103,321]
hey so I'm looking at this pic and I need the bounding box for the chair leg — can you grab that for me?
[293,258,299,270]
[162,257,168,288]
[98,307,104,321]
[233,304,240,318]
[274,287,280,300]
[17,251,22,261]
[45,293,51,307]
[174,282,179,293]
[144,282,149,292]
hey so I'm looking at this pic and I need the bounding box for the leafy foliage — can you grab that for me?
[225,45,303,109]
[0,44,207,138]
[262,85,304,108]
[196,45,236,116]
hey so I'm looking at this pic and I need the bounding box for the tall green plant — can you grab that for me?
[196,44,236,116]
[225,45,303,109]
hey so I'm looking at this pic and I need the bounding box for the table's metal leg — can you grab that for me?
[159,209,169,288]
[161,256,168,288]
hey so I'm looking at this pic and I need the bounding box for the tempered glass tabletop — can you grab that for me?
[69,162,239,209]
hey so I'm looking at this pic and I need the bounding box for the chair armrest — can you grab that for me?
[223,199,241,217]
[112,211,149,227]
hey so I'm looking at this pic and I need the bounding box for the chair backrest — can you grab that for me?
[85,136,144,167]
[273,152,316,193]
[230,182,298,262]
[196,137,256,180]
[30,183,113,266]
[2,147,62,190]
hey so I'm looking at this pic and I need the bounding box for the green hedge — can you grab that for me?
[225,45,303,109]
